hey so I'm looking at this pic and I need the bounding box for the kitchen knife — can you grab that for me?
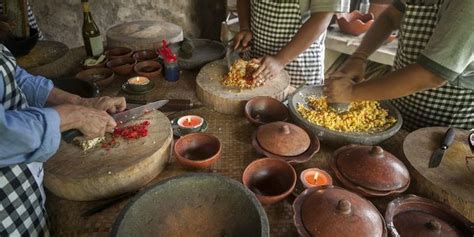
[468,131,474,154]
[125,98,197,112]
[428,127,456,168]
[62,99,169,143]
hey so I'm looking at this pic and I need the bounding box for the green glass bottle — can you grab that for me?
[81,0,103,57]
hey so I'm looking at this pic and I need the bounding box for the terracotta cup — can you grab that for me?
[105,47,133,59]
[133,60,163,80]
[242,158,296,205]
[245,96,289,126]
[132,50,159,62]
[106,57,136,76]
[75,68,115,90]
[174,133,221,169]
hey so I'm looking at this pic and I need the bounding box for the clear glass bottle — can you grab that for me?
[359,0,370,14]
[81,0,104,57]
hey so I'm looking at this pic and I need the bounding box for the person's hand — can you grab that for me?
[55,105,117,139]
[81,96,126,113]
[328,56,367,83]
[252,55,286,80]
[324,78,355,103]
[233,29,252,52]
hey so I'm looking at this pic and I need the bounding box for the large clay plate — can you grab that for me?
[288,85,402,145]
[111,174,270,237]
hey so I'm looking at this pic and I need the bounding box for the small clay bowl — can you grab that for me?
[245,96,289,126]
[126,76,152,92]
[242,158,297,205]
[174,133,221,169]
[81,56,108,70]
[133,60,163,80]
[132,50,159,62]
[105,47,133,59]
[106,57,136,75]
[337,11,374,36]
[75,68,114,90]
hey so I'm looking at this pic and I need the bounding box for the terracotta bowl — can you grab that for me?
[132,50,159,62]
[245,96,289,126]
[75,68,115,90]
[174,133,221,169]
[133,60,163,80]
[337,11,375,36]
[106,57,136,76]
[242,158,297,205]
[105,47,133,59]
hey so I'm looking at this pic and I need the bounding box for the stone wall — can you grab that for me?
[29,0,226,48]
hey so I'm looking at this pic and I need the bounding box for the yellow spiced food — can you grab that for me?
[297,96,397,133]
[222,59,265,89]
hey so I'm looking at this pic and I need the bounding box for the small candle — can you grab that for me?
[128,76,150,85]
[177,115,204,129]
[300,168,332,189]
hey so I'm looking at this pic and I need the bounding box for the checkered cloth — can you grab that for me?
[0,45,49,236]
[0,0,44,39]
[391,0,474,131]
[246,0,324,87]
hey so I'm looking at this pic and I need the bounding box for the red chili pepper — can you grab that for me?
[103,120,151,150]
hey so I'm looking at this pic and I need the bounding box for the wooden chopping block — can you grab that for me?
[403,127,474,221]
[196,59,290,115]
[16,41,72,78]
[106,20,183,51]
[44,110,173,201]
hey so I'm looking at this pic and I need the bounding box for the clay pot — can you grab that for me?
[385,195,474,237]
[133,60,163,80]
[330,144,410,197]
[337,11,375,36]
[252,122,320,163]
[174,133,221,169]
[105,47,133,59]
[106,57,136,75]
[244,96,289,126]
[242,158,296,205]
[132,50,159,62]
[293,185,387,237]
[75,68,115,90]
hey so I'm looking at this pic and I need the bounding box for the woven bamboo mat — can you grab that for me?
[46,102,408,236]
[46,66,410,236]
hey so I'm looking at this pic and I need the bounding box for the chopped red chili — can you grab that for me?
[101,120,151,150]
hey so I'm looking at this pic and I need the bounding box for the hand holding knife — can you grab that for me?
[428,127,456,168]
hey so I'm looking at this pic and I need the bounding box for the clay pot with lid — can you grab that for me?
[293,185,387,237]
[385,195,474,237]
[252,121,320,163]
[329,144,410,197]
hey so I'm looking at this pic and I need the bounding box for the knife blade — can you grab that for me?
[125,98,196,112]
[468,131,474,154]
[62,100,169,143]
[429,127,456,168]
[112,99,169,125]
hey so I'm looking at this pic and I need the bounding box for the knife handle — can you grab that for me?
[160,99,193,112]
[62,129,82,143]
[442,127,456,149]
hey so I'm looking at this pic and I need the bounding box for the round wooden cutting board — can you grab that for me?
[106,20,183,50]
[44,110,173,201]
[403,127,474,221]
[196,59,291,115]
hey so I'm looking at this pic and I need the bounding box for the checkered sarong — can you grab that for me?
[1,45,49,236]
[247,0,325,87]
[391,0,474,131]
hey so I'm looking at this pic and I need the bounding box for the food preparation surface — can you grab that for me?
[44,110,173,201]
[403,127,474,221]
[45,58,412,236]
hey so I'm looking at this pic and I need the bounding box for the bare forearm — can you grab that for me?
[276,12,333,65]
[237,0,251,30]
[46,88,83,106]
[354,6,403,58]
[352,64,447,101]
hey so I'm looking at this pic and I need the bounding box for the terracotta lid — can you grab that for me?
[385,195,474,237]
[256,122,310,157]
[334,145,410,192]
[294,186,386,237]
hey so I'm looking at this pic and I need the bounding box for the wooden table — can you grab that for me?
[45,47,410,237]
